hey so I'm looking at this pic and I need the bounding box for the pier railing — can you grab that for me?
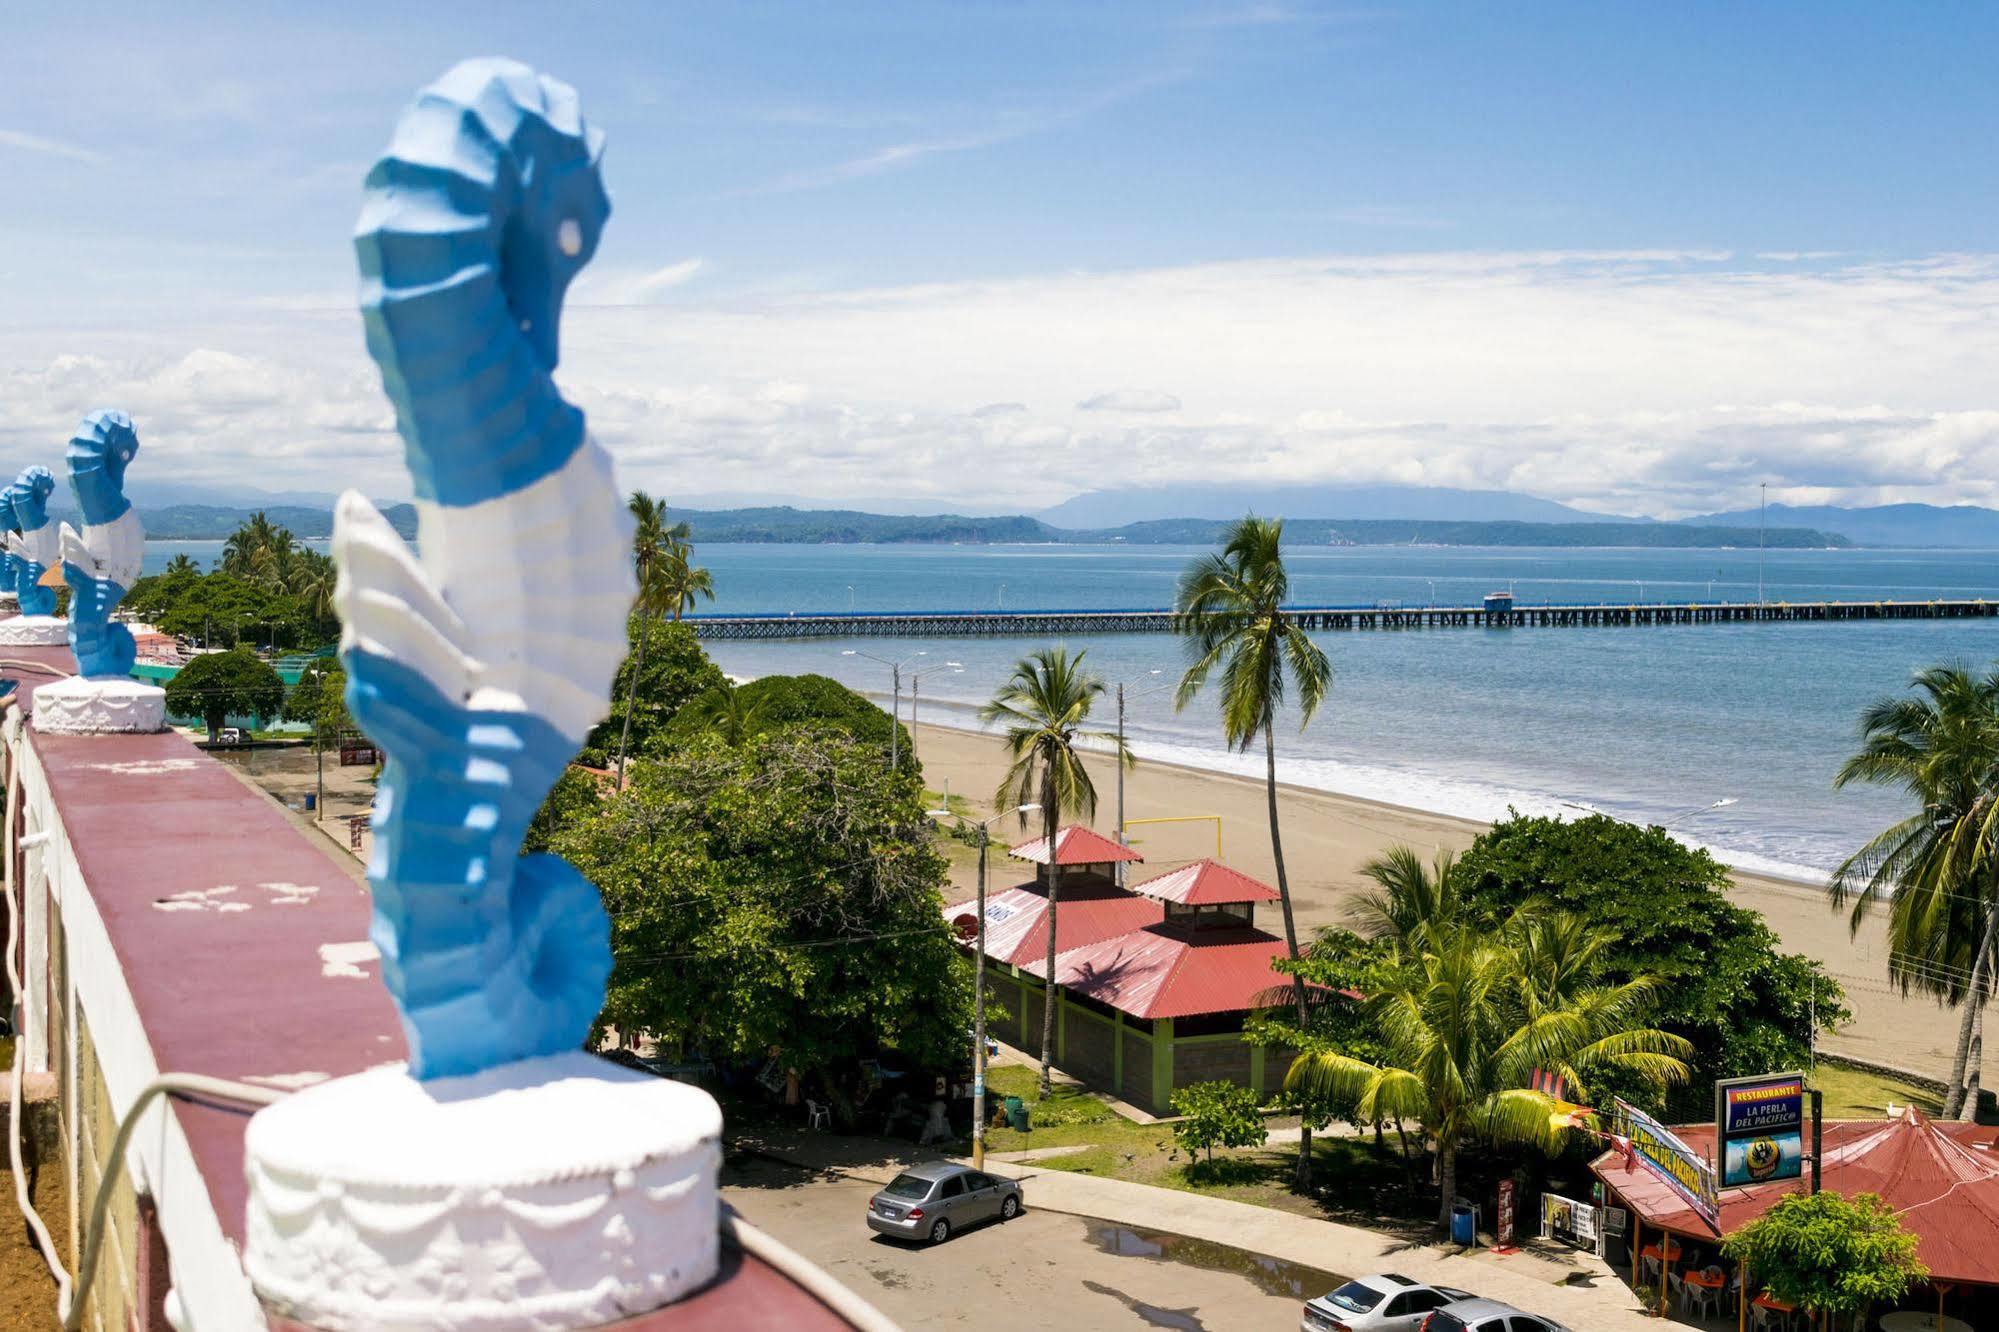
[686,599,1999,640]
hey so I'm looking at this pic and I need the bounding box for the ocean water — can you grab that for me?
[139,537,1999,879]
[686,543,1999,882]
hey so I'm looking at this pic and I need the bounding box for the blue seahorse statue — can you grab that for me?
[0,491,21,603]
[7,467,60,617]
[335,58,633,1080]
[59,411,144,678]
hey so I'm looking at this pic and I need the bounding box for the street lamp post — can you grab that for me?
[842,648,926,770]
[1113,671,1170,885]
[904,661,963,768]
[928,802,1041,1170]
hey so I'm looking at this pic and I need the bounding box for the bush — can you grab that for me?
[661,672,911,766]
[163,649,286,742]
[1723,1192,1925,1316]
[1453,812,1845,1116]
[1169,1081,1265,1163]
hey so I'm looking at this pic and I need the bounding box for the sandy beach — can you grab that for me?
[915,720,1996,1091]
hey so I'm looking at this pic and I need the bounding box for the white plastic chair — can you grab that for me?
[1667,1271,1687,1313]
[805,1098,831,1130]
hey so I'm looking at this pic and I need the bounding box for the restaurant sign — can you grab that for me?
[1615,1098,1720,1229]
[1715,1071,1805,1188]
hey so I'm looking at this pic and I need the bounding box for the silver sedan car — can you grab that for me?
[865,1163,1022,1245]
[1302,1274,1473,1331]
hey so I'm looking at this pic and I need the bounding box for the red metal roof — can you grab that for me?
[945,879,1163,968]
[1593,1109,1999,1286]
[1129,859,1281,906]
[1007,824,1144,866]
[1025,924,1297,1019]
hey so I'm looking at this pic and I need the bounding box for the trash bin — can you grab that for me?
[1450,1204,1475,1246]
[1004,1096,1029,1131]
[304,792,317,812]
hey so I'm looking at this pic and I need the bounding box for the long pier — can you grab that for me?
[688,598,1999,641]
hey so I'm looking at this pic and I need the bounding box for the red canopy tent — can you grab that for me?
[1593,1107,1999,1307]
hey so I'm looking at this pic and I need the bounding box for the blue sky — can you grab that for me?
[4,3,1998,512]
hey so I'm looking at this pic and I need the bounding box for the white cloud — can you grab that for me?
[0,128,102,165]
[7,249,1999,516]
[1078,389,1184,413]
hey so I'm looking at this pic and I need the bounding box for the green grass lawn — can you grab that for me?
[1812,1062,1945,1119]
[977,1063,1434,1230]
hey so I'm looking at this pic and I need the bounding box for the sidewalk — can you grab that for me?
[734,1127,1696,1331]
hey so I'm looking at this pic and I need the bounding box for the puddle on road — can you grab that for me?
[1084,1222,1346,1302]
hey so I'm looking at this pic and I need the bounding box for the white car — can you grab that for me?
[1420,1297,1574,1332]
[1301,1274,1474,1331]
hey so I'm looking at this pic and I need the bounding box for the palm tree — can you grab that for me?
[980,646,1131,1094]
[1832,662,1999,1118]
[1351,846,1461,948]
[1287,920,1692,1227]
[163,552,199,578]
[1175,515,1331,1185]
[660,534,715,621]
[681,682,769,747]
[614,492,678,785]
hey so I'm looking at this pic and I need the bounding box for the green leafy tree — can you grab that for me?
[284,660,350,813]
[164,649,286,742]
[662,673,911,759]
[614,492,687,782]
[551,731,973,1075]
[1169,1081,1266,1165]
[660,533,715,621]
[1175,515,1332,1186]
[1351,846,1461,948]
[980,647,1130,1095]
[676,682,771,747]
[589,617,727,765]
[162,552,200,578]
[1287,918,1692,1227]
[525,766,606,855]
[1451,813,1845,1117]
[1831,663,1999,1118]
[1722,1192,1926,1318]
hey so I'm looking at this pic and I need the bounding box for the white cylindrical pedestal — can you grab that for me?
[31,676,168,734]
[0,615,67,645]
[245,1052,723,1331]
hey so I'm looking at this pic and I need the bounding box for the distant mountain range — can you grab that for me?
[64,502,420,541]
[1680,502,1999,549]
[1035,483,1629,528]
[70,483,1997,549]
[671,506,1845,550]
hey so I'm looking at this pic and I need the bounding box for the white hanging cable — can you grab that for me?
[4,697,72,1314]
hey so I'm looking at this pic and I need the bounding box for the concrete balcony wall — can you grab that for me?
[2,644,871,1332]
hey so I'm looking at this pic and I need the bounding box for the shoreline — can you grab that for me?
[905,716,1994,1085]
[899,692,1832,887]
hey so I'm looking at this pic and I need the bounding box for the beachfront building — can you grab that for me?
[1591,1107,1999,1327]
[952,826,1297,1115]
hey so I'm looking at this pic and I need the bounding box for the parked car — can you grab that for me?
[1302,1274,1474,1331]
[865,1162,1021,1245]
[1421,1297,1573,1332]
[216,727,248,746]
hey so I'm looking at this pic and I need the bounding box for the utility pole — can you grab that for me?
[1113,671,1168,886]
[929,804,1040,1170]
[1809,1089,1823,1194]
[890,663,901,771]
[1758,481,1767,607]
[909,672,918,766]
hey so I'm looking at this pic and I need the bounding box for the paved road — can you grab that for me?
[722,1156,1337,1331]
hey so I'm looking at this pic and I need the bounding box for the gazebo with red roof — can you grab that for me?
[1591,1107,1999,1325]
[949,834,1299,1115]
